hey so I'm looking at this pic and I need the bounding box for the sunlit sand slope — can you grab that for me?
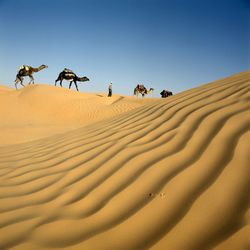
[0,84,154,144]
[0,71,249,250]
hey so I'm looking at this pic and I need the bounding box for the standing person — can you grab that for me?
[108,82,112,97]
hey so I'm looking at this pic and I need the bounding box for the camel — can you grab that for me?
[160,90,173,98]
[134,84,154,97]
[14,64,48,89]
[55,68,89,92]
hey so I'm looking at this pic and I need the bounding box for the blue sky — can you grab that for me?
[0,0,249,96]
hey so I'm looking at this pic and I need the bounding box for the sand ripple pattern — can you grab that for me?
[0,71,249,250]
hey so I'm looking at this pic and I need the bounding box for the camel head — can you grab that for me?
[148,88,154,93]
[35,64,48,72]
[78,76,90,82]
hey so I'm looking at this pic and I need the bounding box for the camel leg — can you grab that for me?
[74,81,79,91]
[55,77,62,87]
[134,90,139,97]
[16,81,25,90]
[15,75,25,89]
[69,81,73,89]
[14,76,20,90]
[19,76,25,88]
[28,76,31,85]
[28,75,34,84]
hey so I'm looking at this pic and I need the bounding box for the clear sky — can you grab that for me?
[0,0,249,96]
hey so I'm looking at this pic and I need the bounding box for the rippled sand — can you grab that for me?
[0,71,249,250]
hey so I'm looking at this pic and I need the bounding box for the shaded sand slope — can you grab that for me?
[0,84,155,144]
[0,71,249,250]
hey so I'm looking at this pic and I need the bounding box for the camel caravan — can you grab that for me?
[14,64,173,98]
[15,66,88,92]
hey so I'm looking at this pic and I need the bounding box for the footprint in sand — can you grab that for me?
[148,192,166,198]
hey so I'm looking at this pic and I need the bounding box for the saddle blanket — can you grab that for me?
[19,65,30,72]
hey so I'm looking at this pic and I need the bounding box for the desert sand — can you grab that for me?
[0,71,249,250]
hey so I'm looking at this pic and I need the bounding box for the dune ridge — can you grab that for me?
[0,71,249,250]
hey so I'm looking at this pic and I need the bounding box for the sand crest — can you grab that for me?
[0,71,249,250]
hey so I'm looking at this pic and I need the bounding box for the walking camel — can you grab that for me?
[134,84,154,97]
[55,69,89,91]
[14,64,48,89]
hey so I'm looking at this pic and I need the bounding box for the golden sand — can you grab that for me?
[0,71,249,249]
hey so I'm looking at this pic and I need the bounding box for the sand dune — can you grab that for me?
[0,71,249,250]
[0,85,155,144]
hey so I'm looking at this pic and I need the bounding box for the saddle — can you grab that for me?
[137,84,146,91]
[63,68,74,73]
[63,68,75,77]
[19,65,30,72]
